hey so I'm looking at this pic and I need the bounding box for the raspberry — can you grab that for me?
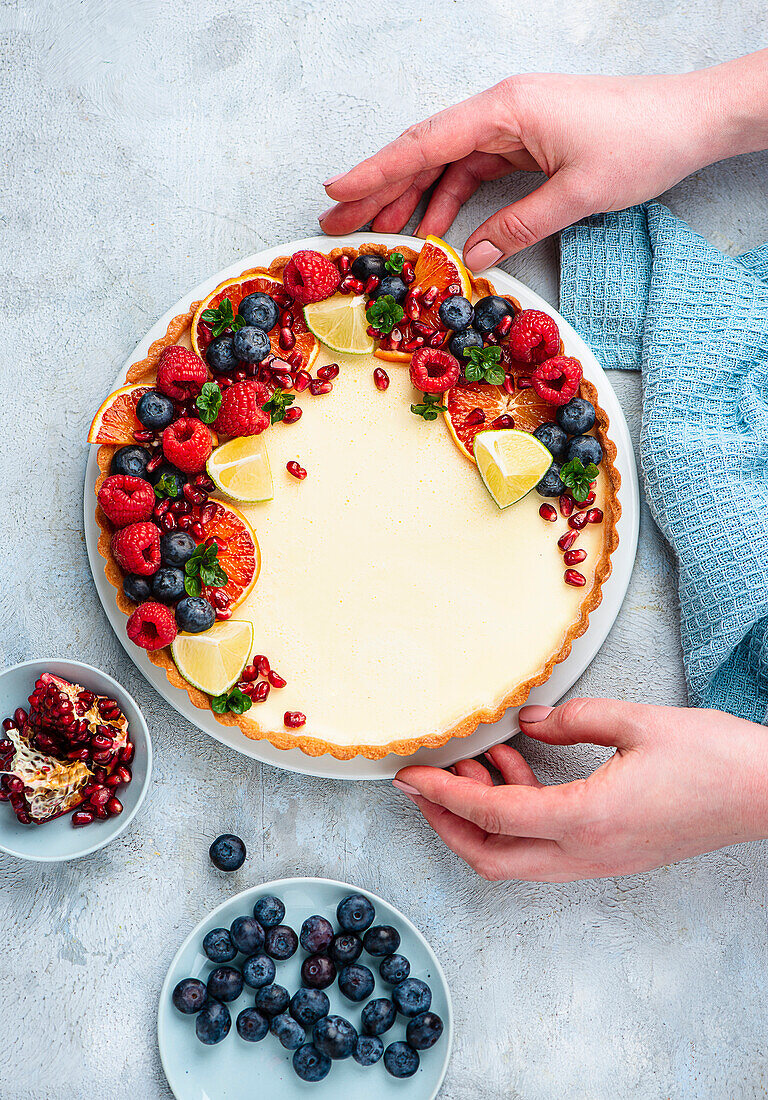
[111,522,161,576]
[409,348,461,394]
[282,250,340,305]
[506,309,560,365]
[126,602,177,650]
[97,475,154,527]
[162,418,214,473]
[156,346,207,402]
[531,356,583,406]
[214,381,270,437]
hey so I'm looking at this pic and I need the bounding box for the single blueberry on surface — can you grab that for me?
[254,983,290,1017]
[301,954,337,990]
[439,294,474,332]
[533,422,569,462]
[406,1011,444,1050]
[329,932,363,966]
[236,1006,269,1042]
[300,915,334,955]
[290,988,330,1028]
[369,276,407,303]
[238,292,280,332]
[123,574,152,604]
[264,924,298,960]
[392,978,432,1018]
[293,1044,332,1083]
[472,295,514,334]
[566,434,603,467]
[136,390,174,430]
[110,445,151,480]
[270,1012,307,1050]
[253,895,285,928]
[233,325,271,364]
[172,978,208,1014]
[536,462,565,497]
[336,893,375,933]
[338,963,375,1003]
[176,596,215,634]
[159,530,196,567]
[556,397,596,436]
[206,965,243,1003]
[242,953,276,989]
[209,833,246,872]
[350,253,387,283]
[384,1041,420,1078]
[379,954,410,985]
[151,566,185,604]
[202,928,237,964]
[230,915,264,955]
[354,1034,384,1066]
[363,925,401,957]
[361,998,396,1036]
[313,1014,358,1060]
[449,328,483,361]
[195,1000,231,1045]
[206,336,239,373]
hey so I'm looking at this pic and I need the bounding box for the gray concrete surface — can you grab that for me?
[2,1,768,1097]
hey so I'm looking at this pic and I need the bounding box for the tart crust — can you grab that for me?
[95,245,621,760]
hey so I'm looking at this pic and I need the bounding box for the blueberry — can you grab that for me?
[556,397,595,436]
[301,954,337,990]
[566,434,603,467]
[338,963,375,1003]
[136,390,174,430]
[255,983,290,1017]
[159,530,196,567]
[354,1035,384,1066]
[336,893,375,932]
[313,1014,358,1060]
[533,422,569,462]
[196,1000,231,1045]
[110,445,151,480]
[236,1006,269,1042]
[439,295,474,332]
[290,988,330,1028]
[238,292,280,332]
[270,1012,306,1050]
[176,596,215,633]
[293,1044,332,1083]
[151,566,185,604]
[149,462,185,497]
[264,924,298,960]
[300,915,334,955]
[206,965,243,1003]
[230,915,264,955]
[253,895,285,928]
[384,1041,419,1078]
[233,325,271,364]
[448,328,484,361]
[536,462,565,497]
[123,574,152,604]
[363,925,400,957]
[406,1011,444,1050]
[209,833,246,871]
[379,954,410,985]
[369,276,407,304]
[392,978,432,1018]
[473,295,514,334]
[329,932,362,966]
[361,998,396,1036]
[206,336,239,374]
[172,977,208,1014]
[202,927,237,963]
[350,254,387,283]
[242,953,276,989]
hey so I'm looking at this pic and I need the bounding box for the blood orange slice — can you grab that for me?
[412,235,472,327]
[87,384,153,444]
[199,500,260,609]
[445,381,553,462]
[191,274,318,374]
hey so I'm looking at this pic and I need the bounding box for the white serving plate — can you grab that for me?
[84,232,639,780]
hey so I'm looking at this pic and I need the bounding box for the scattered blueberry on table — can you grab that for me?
[208,833,246,872]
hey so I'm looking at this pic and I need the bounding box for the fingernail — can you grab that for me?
[318,206,335,224]
[447,765,457,775]
[518,705,553,724]
[463,240,503,271]
[324,172,345,187]
[483,750,498,766]
[392,779,420,796]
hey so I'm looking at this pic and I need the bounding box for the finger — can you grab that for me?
[463,169,596,269]
[417,151,534,238]
[519,697,645,750]
[319,177,418,235]
[453,758,493,785]
[372,167,443,233]
[484,744,542,787]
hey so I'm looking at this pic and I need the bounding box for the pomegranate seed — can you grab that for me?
[283,406,302,424]
[211,589,230,610]
[184,484,206,506]
[539,504,557,522]
[160,513,177,532]
[216,607,232,621]
[191,522,204,540]
[446,282,461,295]
[367,325,383,339]
[587,508,604,524]
[402,261,415,284]
[89,786,110,808]
[241,664,258,683]
[193,474,214,492]
[178,515,193,530]
[15,810,32,825]
[502,376,515,395]
[6,776,23,794]
[310,380,332,396]
[428,331,446,348]
[233,369,248,383]
[568,511,589,530]
[364,275,380,295]
[374,368,390,391]
[485,332,499,345]
[90,733,113,751]
[255,655,270,675]
[284,711,306,729]
[496,314,513,337]
[412,321,434,337]
[465,408,485,428]
[288,350,304,369]
[421,285,439,308]
[405,298,421,322]
[14,708,27,727]
[564,569,586,587]
[67,748,90,762]
[2,718,14,732]
[201,503,217,525]
[146,452,164,473]
[491,414,515,429]
[348,277,364,294]
[133,428,154,443]
[402,337,424,352]
[120,741,135,764]
[268,670,286,689]
[559,494,574,518]
[318,363,339,381]
[558,530,578,552]
[287,461,307,480]
[251,680,270,701]
[278,327,295,351]
[337,254,351,275]
[564,548,587,566]
[106,797,123,816]
[576,491,596,510]
[517,376,533,389]
[106,774,121,789]
[389,327,403,345]
[72,811,94,828]
[293,370,312,392]
[280,309,294,328]
[338,275,353,294]
[272,369,293,390]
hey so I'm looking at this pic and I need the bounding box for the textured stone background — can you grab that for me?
[2,1,768,1097]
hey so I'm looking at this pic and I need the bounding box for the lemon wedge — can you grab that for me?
[303,293,374,355]
[171,619,255,696]
[206,435,273,504]
[473,429,553,509]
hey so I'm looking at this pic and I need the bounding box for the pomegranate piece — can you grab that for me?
[564,548,587,566]
[559,494,574,518]
[538,504,557,522]
[564,569,586,587]
[287,461,307,480]
[373,368,390,392]
[557,530,578,552]
[284,712,306,729]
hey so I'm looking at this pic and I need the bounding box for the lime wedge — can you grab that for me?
[303,293,374,355]
[473,429,553,509]
[206,435,273,504]
[171,619,255,696]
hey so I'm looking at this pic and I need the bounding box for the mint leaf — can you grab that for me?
[411,393,447,422]
[196,382,222,424]
[211,685,252,715]
[211,692,228,714]
[200,561,227,588]
[462,345,504,385]
[200,297,245,338]
[385,252,404,275]
[366,294,404,335]
[153,472,180,500]
[183,541,228,595]
[184,574,202,598]
[262,389,295,425]
[560,458,599,502]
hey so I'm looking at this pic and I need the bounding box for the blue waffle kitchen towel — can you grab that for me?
[559,201,768,723]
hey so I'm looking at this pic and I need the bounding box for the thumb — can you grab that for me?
[519,697,646,750]
[463,170,594,270]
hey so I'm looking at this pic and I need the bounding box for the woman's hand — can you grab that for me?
[393,699,768,882]
[320,55,768,270]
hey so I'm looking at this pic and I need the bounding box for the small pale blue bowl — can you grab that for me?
[0,658,152,861]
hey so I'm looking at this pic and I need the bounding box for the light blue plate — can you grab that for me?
[158,878,453,1099]
[0,658,152,861]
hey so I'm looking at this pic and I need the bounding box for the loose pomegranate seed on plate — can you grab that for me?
[241,664,258,683]
[310,380,333,396]
[284,712,306,729]
[558,530,578,552]
[559,494,574,518]
[564,548,587,566]
[317,364,339,381]
[255,654,270,675]
[564,569,586,587]
[283,406,302,424]
[268,670,286,689]
[539,503,557,522]
[293,370,312,392]
[576,491,596,510]
[253,680,270,702]
[587,508,604,524]
[373,367,390,391]
[72,810,94,828]
[287,461,307,480]
[568,511,588,530]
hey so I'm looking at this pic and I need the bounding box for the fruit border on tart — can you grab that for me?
[88,236,620,760]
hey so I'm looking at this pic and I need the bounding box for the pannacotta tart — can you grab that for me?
[89,237,620,760]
